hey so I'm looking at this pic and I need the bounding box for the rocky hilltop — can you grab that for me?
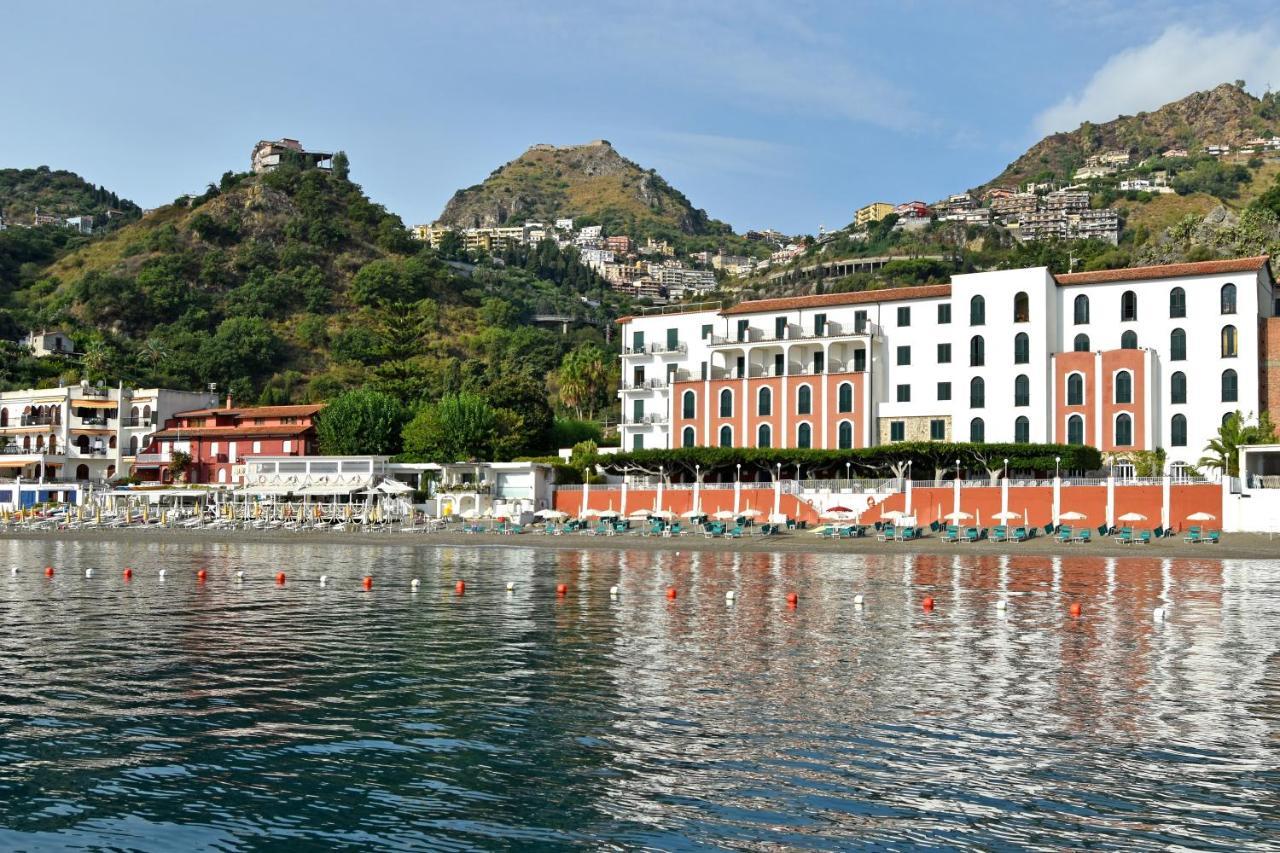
[436,140,732,239]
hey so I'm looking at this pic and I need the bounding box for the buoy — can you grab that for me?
[158,569,166,581]
[506,581,515,592]
[1153,607,1166,621]
[725,590,736,602]
[455,580,465,595]
[123,568,133,581]
[44,566,54,577]
[1070,602,1082,618]
[786,592,798,607]
[922,596,935,611]
[9,566,16,575]
[995,599,1008,611]
[235,571,244,583]
[556,583,568,596]
[362,576,373,591]
[319,575,329,587]
[666,587,678,599]
[275,572,286,585]
[196,569,207,582]
[609,585,619,597]
[85,568,94,578]
[853,594,864,606]
[411,578,421,591]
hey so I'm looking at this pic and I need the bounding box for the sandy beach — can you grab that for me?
[3,527,1277,560]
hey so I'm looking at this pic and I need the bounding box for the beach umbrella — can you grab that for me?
[534,509,566,519]
[460,508,480,519]
[768,512,788,524]
[650,510,675,519]
[821,509,855,520]
[581,508,601,518]
[880,509,905,520]
[1059,510,1087,521]
[1186,511,1216,521]
[942,510,972,521]
[680,508,704,518]
[598,509,619,518]
[1117,512,1147,522]
[628,509,652,519]
[712,510,736,520]
[739,508,762,518]
[992,510,1021,521]
[810,524,834,535]
[825,505,853,513]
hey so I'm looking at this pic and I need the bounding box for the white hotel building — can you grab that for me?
[617,257,1279,475]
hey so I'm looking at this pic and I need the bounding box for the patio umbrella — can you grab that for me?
[1117,512,1147,522]
[825,505,853,513]
[768,512,788,524]
[992,510,1021,521]
[581,508,602,518]
[712,510,736,520]
[739,508,762,518]
[1059,510,1087,521]
[942,511,972,521]
[680,508,704,518]
[628,509,652,519]
[1186,511,1217,521]
[598,509,619,518]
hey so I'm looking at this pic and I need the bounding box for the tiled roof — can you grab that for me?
[719,284,952,315]
[1055,256,1270,286]
[172,403,325,418]
[149,424,315,439]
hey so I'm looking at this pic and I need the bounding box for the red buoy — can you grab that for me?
[1070,602,1082,618]
[666,587,678,599]
[123,568,133,581]
[922,596,935,611]
[196,569,207,582]
[362,576,373,591]
[44,566,54,577]
[786,592,798,607]
[275,572,286,585]
[556,583,568,596]
[455,580,466,595]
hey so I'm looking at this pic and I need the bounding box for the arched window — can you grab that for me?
[1073,333,1090,352]
[757,386,772,416]
[719,388,733,417]
[1121,290,1137,322]
[837,382,853,413]
[108,435,117,449]
[1014,416,1030,444]
[142,404,151,422]
[1221,325,1238,358]
[837,420,853,450]
[969,335,985,366]
[1170,328,1186,361]
[718,425,733,447]
[1169,287,1186,318]
[106,465,115,480]
[48,435,56,453]
[969,417,985,443]
[1115,370,1132,404]
[682,390,696,419]
[1222,369,1238,402]
[1171,371,1186,405]
[130,405,139,421]
[1013,291,1029,323]
[1221,282,1237,314]
[1067,414,1084,446]
[0,408,6,428]
[76,435,88,452]
[1014,374,1029,407]
[1067,373,1084,406]
[1171,414,1187,447]
[797,422,812,449]
[1121,330,1138,350]
[1115,413,1133,446]
[1013,332,1029,364]
[797,385,812,415]
[970,295,986,325]
[128,435,138,456]
[1074,294,1090,325]
[681,426,695,448]
[970,376,985,408]
[757,423,772,448]
[75,464,90,481]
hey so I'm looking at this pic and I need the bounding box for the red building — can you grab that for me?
[134,401,323,486]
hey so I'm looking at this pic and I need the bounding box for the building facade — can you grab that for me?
[616,257,1278,475]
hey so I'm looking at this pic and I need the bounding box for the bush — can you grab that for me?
[549,418,603,449]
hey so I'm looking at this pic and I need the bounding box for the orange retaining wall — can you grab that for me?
[554,487,821,524]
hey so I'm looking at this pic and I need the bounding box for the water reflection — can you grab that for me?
[0,538,1277,849]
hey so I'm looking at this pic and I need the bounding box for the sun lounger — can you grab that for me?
[944,525,960,543]
[1204,529,1221,544]
[1184,526,1202,543]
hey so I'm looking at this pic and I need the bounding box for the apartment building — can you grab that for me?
[854,202,894,228]
[616,257,1278,475]
[0,385,213,482]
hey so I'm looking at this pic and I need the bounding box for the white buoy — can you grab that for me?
[235,571,245,583]
[411,578,421,591]
[10,566,17,575]
[506,581,515,591]
[725,590,736,602]
[158,569,166,580]
[85,568,94,578]
[996,599,1008,611]
[853,594,864,606]
[1153,607,1167,621]
[609,585,619,597]
[319,575,329,587]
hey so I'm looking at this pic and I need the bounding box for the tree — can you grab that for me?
[79,341,113,383]
[332,150,350,181]
[1198,411,1277,476]
[198,317,281,387]
[401,393,498,461]
[168,450,191,483]
[315,388,408,455]
[557,344,613,419]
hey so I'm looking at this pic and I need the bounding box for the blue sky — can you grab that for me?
[4,1,1280,234]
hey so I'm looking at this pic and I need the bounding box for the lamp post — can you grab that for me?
[1055,456,1061,479]
[694,463,702,516]
[1003,457,1008,481]
[845,461,851,489]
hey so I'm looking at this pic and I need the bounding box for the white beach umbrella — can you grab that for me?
[880,509,905,520]
[680,508,705,518]
[459,508,480,519]
[992,510,1021,521]
[1117,512,1147,522]
[712,510,736,520]
[534,509,566,519]
[739,508,762,518]
[598,509,619,518]
[1186,511,1217,521]
[628,509,653,519]
[768,512,788,523]
[650,510,675,519]
[942,510,972,521]
[1059,510,1087,521]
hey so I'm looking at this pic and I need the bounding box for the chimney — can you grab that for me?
[225,393,233,410]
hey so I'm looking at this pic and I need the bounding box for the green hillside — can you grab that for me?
[0,166,140,228]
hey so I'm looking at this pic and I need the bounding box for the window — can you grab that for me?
[1222,369,1238,402]
[1067,414,1085,445]
[719,388,733,417]
[128,435,138,455]
[252,441,262,454]
[937,303,951,324]
[813,352,824,374]
[1074,294,1090,325]
[896,384,911,402]
[937,381,952,400]
[970,295,986,325]
[854,310,868,333]
[1121,330,1138,350]
[1170,328,1186,361]
[632,399,644,422]
[774,353,784,376]
[1115,414,1133,447]
[969,335,985,366]
[1013,291,1029,323]
[1014,332,1029,364]
[719,426,733,447]
[1014,416,1030,444]
[1221,282,1237,314]
[897,306,911,326]
[775,317,787,339]
[632,331,644,352]
[757,387,772,416]
[1171,371,1187,404]
[890,421,905,442]
[1169,287,1186,318]
[1223,412,1237,427]
[1073,334,1090,352]
[797,423,812,448]
[682,390,696,419]
[837,382,853,413]
[666,328,679,350]
[283,440,292,454]
[700,324,712,340]
[814,313,827,336]
[633,434,645,450]
[1121,290,1137,322]
[853,349,867,372]
[682,426,696,448]
[1067,373,1084,406]
[897,345,911,365]
[970,376,985,408]
[930,419,946,440]
[735,320,749,342]
[757,424,772,448]
[1014,374,1030,407]
[970,418,985,443]
[797,385,812,414]
[1221,325,1238,358]
[838,421,853,449]
[937,343,952,363]
[1115,370,1132,404]
[1171,414,1187,447]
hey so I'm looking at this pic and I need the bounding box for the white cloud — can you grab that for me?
[1034,25,1280,136]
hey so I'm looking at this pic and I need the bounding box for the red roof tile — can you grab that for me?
[149,424,315,439]
[172,403,325,418]
[1055,256,1270,286]
[719,284,952,315]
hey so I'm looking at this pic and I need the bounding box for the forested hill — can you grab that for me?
[0,155,623,457]
[0,166,140,226]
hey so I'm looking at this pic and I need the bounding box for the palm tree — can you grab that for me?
[140,338,168,371]
[1199,411,1278,476]
[80,342,112,383]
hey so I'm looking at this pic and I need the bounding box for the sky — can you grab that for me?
[5,1,1280,235]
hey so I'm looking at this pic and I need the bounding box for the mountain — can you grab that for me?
[0,166,140,227]
[436,140,735,241]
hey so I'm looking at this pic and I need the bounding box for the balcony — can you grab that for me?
[121,416,157,428]
[623,414,668,426]
[71,446,108,457]
[619,378,670,391]
[18,415,57,427]
[79,386,110,398]
[622,342,688,357]
[75,415,109,428]
[134,453,167,465]
[709,321,880,347]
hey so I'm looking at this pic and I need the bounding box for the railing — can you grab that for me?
[79,387,110,398]
[708,323,881,346]
[76,416,109,427]
[622,414,668,425]
[622,343,688,356]
[134,453,166,465]
[19,416,56,427]
[121,416,156,427]
[71,446,107,456]
[799,478,899,493]
[619,379,669,391]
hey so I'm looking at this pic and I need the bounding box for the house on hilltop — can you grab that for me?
[251,138,333,174]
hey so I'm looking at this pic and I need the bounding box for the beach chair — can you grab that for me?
[1076,528,1092,544]
[1137,530,1152,545]
[1204,529,1221,544]
[963,527,980,544]
[990,525,1008,543]
[1117,527,1133,545]
[876,524,896,541]
[1184,526,1202,544]
[1011,526,1028,543]
[944,525,960,544]
[900,527,919,541]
